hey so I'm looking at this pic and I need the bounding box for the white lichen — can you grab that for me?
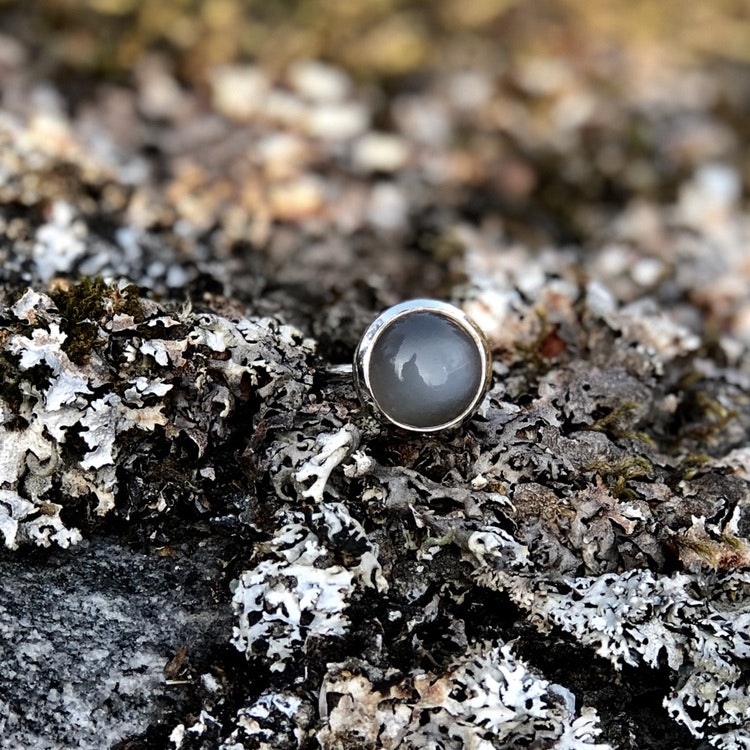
[0,489,35,548]
[231,518,355,671]
[219,692,312,750]
[294,425,359,502]
[478,567,750,747]
[32,202,88,282]
[231,499,387,671]
[317,641,612,749]
[0,290,315,549]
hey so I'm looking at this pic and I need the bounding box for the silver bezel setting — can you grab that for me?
[353,299,492,432]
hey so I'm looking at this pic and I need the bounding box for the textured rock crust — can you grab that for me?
[2,4,750,749]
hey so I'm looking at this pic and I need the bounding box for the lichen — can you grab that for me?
[0,287,315,547]
[48,276,144,364]
[3,8,750,748]
[231,501,386,671]
[530,570,750,747]
[218,693,314,750]
[317,641,611,750]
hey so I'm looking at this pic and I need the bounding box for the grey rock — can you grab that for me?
[0,537,230,749]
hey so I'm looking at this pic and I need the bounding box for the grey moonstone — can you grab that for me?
[367,312,484,429]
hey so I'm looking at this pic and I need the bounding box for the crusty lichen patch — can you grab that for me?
[210,255,750,748]
[317,641,610,749]
[0,282,315,547]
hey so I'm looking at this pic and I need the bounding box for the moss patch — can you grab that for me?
[49,277,144,365]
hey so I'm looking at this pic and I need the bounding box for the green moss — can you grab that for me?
[677,390,739,445]
[669,453,711,486]
[49,277,108,365]
[585,456,653,500]
[589,402,655,446]
[49,277,144,365]
[677,531,750,570]
[116,284,146,321]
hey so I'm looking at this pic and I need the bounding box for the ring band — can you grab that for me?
[353,299,492,432]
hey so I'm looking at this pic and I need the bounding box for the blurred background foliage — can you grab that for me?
[1,0,750,86]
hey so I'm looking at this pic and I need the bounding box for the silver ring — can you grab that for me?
[353,299,492,432]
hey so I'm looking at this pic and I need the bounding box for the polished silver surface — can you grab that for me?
[354,299,492,432]
[325,363,355,376]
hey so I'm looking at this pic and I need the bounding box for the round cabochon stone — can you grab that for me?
[367,311,485,429]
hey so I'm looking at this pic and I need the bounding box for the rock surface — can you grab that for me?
[0,537,231,749]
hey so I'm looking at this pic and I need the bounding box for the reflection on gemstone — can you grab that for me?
[367,312,483,429]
